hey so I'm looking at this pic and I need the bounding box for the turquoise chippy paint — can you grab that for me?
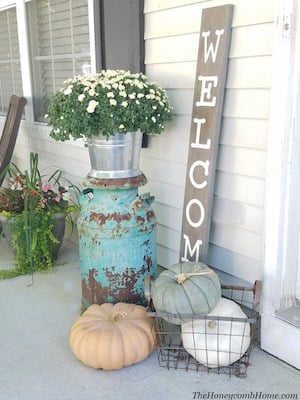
[77,186,157,309]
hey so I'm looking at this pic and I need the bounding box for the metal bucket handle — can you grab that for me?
[79,188,94,205]
[131,192,155,210]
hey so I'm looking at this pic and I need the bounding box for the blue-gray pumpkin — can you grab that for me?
[151,262,221,324]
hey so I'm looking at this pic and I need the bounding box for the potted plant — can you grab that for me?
[46,69,173,179]
[0,153,79,279]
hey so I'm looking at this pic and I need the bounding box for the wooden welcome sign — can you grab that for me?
[180,5,233,263]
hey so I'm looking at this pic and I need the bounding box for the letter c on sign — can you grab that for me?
[186,199,205,228]
[189,160,210,189]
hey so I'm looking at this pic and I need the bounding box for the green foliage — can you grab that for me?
[46,69,173,141]
[8,211,56,273]
[0,153,79,279]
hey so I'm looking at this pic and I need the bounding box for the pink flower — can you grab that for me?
[42,182,52,192]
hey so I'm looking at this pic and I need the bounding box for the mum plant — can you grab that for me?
[46,69,173,140]
[0,153,79,279]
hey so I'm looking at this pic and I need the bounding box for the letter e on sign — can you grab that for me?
[180,5,233,263]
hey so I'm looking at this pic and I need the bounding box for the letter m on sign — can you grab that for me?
[180,5,233,263]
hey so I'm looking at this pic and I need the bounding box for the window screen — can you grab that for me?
[27,0,91,122]
[0,7,23,115]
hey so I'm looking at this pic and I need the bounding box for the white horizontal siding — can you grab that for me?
[144,0,275,29]
[227,56,272,89]
[0,0,275,285]
[217,145,267,179]
[207,244,262,282]
[214,171,265,207]
[223,89,271,119]
[8,122,90,185]
[143,0,275,282]
[145,0,274,30]
[221,118,268,150]
[212,197,264,234]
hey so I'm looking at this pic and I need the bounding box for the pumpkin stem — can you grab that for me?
[175,266,216,284]
[110,311,128,322]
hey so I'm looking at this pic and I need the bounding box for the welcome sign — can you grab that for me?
[180,5,233,263]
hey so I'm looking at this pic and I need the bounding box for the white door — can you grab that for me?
[261,0,300,369]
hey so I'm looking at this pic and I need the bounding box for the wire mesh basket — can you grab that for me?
[146,279,262,378]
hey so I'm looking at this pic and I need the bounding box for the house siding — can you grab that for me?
[0,0,275,284]
[142,0,276,283]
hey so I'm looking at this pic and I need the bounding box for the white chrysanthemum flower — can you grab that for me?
[119,91,127,97]
[119,124,125,130]
[129,93,136,99]
[64,86,72,95]
[88,88,96,96]
[137,93,144,99]
[146,94,155,100]
[110,99,117,106]
[121,101,128,108]
[78,94,85,102]
[87,100,99,113]
[151,116,157,123]
[107,92,114,98]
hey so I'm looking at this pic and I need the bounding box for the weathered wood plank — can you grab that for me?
[180,5,233,263]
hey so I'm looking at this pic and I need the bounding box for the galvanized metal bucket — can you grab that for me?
[87,131,143,179]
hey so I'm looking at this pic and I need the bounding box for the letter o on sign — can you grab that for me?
[186,199,205,228]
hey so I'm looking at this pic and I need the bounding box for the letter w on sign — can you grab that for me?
[180,5,233,263]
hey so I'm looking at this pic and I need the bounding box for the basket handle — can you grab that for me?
[253,280,262,310]
[144,275,155,306]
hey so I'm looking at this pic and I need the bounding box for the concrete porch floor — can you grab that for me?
[1,238,300,400]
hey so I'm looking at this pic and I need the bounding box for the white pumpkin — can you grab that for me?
[181,298,251,367]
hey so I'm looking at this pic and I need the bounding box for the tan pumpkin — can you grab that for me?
[69,302,156,370]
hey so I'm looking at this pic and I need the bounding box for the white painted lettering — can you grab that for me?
[202,29,225,64]
[189,160,210,189]
[186,199,205,228]
[181,234,202,262]
[196,76,218,107]
[192,118,211,149]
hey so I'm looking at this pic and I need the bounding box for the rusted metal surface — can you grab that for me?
[81,264,151,307]
[83,173,147,189]
[78,186,157,309]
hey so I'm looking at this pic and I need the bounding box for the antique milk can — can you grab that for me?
[77,133,157,309]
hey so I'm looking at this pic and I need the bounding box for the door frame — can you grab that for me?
[261,0,300,368]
